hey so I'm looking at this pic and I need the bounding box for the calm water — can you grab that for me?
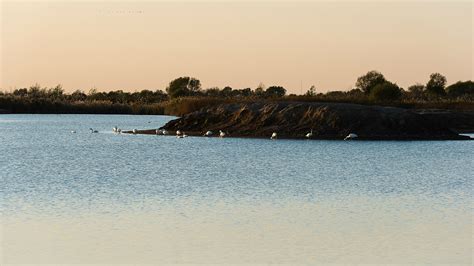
[1,114,472,264]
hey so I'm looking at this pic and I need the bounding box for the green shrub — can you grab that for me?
[446,81,473,97]
[370,82,402,102]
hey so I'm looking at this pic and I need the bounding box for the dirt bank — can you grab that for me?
[129,102,470,140]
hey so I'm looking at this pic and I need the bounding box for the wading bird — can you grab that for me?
[271,132,277,140]
[176,131,187,138]
[344,133,358,140]
[204,131,213,137]
[219,130,226,138]
[305,129,313,139]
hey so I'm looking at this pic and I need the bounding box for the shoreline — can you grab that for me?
[2,104,473,139]
[122,129,473,141]
[119,101,473,141]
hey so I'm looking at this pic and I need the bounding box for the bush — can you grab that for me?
[370,82,402,102]
[265,86,286,97]
[356,70,386,94]
[166,77,201,98]
[161,97,232,116]
[446,81,473,97]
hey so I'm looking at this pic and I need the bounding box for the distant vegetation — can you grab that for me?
[1,71,472,116]
[0,85,167,115]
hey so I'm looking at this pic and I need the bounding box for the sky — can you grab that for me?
[1,1,472,93]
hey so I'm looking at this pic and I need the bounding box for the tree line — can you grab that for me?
[0,71,472,114]
[164,71,472,101]
[351,71,472,102]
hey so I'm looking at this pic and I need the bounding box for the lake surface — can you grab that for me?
[1,114,472,264]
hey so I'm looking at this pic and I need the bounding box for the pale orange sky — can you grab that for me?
[1,1,472,93]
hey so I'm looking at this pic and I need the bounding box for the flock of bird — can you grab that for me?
[75,126,358,140]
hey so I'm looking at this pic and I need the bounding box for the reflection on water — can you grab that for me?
[1,114,473,264]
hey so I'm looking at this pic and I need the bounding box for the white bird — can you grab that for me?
[71,130,76,134]
[132,129,137,134]
[271,132,277,139]
[204,130,213,137]
[305,129,313,139]
[344,133,358,140]
[176,132,187,139]
[162,130,168,135]
[113,126,118,132]
[219,130,226,138]
[156,129,160,135]
[176,130,182,136]
[89,128,98,133]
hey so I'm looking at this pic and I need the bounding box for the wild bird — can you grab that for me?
[71,130,76,134]
[176,131,188,138]
[271,132,277,140]
[132,129,137,134]
[305,129,313,139]
[162,129,168,135]
[89,128,98,133]
[344,133,358,140]
[204,130,213,137]
[113,126,118,133]
[156,129,161,135]
[117,128,122,134]
[176,130,182,136]
[219,130,226,138]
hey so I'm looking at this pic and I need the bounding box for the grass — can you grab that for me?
[1,93,472,117]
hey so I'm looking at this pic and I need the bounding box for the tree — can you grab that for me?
[204,87,221,97]
[221,86,233,97]
[408,83,424,93]
[255,83,265,97]
[407,83,425,99]
[13,88,28,97]
[356,70,386,94]
[369,81,402,102]
[236,88,252,97]
[166,77,201,98]
[48,84,64,100]
[70,90,87,101]
[265,86,286,97]
[305,85,317,96]
[426,73,446,96]
[137,89,155,103]
[445,81,473,97]
[347,88,363,96]
[28,84,43,97]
